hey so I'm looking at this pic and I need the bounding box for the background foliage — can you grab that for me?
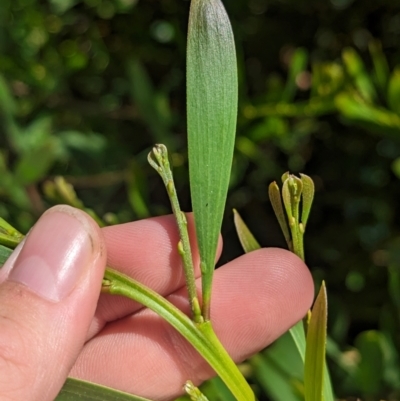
[1,0,400,399]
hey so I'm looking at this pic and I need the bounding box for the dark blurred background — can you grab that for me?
[1,0,400,399]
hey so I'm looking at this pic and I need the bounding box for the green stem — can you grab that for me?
[0,217,24,249]
[148,144,202,323]
[103,267,255,401]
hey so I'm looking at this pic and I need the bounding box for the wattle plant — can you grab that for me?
[0,1,336,400]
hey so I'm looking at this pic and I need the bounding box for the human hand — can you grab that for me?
[0,205,313,401]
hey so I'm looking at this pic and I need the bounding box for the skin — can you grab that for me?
[0,205,314,401]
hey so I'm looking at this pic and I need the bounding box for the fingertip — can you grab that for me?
[211,247,314,360]
[0,205,107,400]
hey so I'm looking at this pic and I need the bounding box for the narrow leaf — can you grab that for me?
[269,181,291,249]
[56,377,153,401]
[342,47,377,102]
[233,209,260,253]
[187,0,238,319]
[304,282,328,401]
[299,174,314,230]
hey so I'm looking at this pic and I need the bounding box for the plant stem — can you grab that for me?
[148,144,202,323]
[103,267,255,401]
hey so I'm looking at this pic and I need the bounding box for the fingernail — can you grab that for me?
[8,206,95,302]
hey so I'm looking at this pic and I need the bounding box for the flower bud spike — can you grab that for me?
[184,380,210,401]
[148,144,201,322]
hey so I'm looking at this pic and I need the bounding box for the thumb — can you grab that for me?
[0,205,106,401]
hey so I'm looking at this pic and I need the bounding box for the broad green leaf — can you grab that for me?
[304,282,327,401]
[56,377,153,401]
[187,0,238,319]
[387,66,400,115]
[233,209,260,253]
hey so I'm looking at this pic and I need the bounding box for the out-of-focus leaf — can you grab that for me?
[380,331,400,390]
[14,139,58,185]
[391,157,400,179]
[248,117,289,142]
[127,160,150,219]
[311,62,344,99]
[58,131,107,155]
[342,47,377,103]
[387,66,400,115]
[126,58,172,147]
[0,73,16,117]
[17,116,53,154]
[243,99,335,120]
[233,209,260,252]
[49,0,78,14]
[0,244,13,267]
[251,332,304,401]
[0,74,23,151]
[304,282,328,401]
[56,377,153,401]
[388,264,400,311]
[354,330,384,396]
[335,92,400,136]
[200,376,236,401]
[368,40,390,94]
[187,0,238,318]
[281,47,308,102]
[0,152,30,209]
